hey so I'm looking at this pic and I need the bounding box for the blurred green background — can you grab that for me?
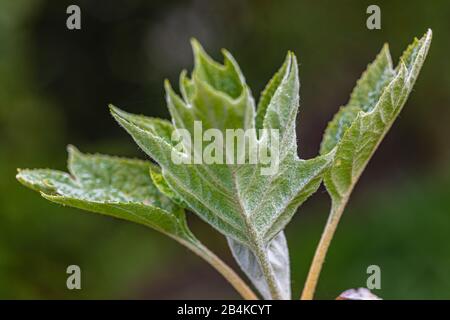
[1,0,449,299]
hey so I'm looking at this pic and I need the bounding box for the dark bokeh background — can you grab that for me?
[1,0,449,299]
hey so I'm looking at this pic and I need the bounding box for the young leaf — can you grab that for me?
[111,43,333,299]
[16,146,257,300]
[149,167,288,299]
[17,146,186,238]
[150,164,292,300]
[228,231,290,300]
[302,29,432,300]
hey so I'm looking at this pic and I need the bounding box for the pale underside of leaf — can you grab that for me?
[228,232,290,300]
[336,288,382,300]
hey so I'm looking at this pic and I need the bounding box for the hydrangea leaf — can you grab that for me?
[16,146,259,300]
[322,29,431,205]
[111,42,333,299]
[302,29,432,300]
[151,159,292,300]
[16,145,193,241]
[255,53,290,133]
[320,44,395,155]
[228,231,290,300]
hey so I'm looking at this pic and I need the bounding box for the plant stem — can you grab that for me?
[301,123,386,300]
[188,241,258,300]
[241,209,283,300]
[253,240,283,300]
[301,197,348,300]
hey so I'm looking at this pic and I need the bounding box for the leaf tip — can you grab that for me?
[179,69,188,84]
[66,144,79,156]
[109,106,134,136]
[109,104,121,118]
[284,51,298,83]
[15,168,31,183]
[289,51,298,69]
[163,78,174,95]
[189,37,201,50]
[418,28,433,51]
[423,28,433,49]
[190,38,208,64]
[109,104,129,122]
[278,51,294,80]
[381,42,391,56]
[15,169,24,182]
[164,79,182,106]
[220,47,231,58]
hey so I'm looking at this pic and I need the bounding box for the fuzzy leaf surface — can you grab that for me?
[111,42,333,299]
[16,146,198,245]
[321,30,432,205]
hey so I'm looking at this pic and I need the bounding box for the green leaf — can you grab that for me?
[302,29,432,300]
[111,41,333,299]
[255,53,290,133]
[323,29,432,204]
[320,44,395,154]
[17,146,258,300]
[16,145,194,241]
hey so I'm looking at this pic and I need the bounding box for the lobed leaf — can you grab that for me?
[323,29,432,204]
[16,32,431,300]
[111,43,334,299]
[301,29,432,300]
[17,146,197,244]
[17,146,258,300]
